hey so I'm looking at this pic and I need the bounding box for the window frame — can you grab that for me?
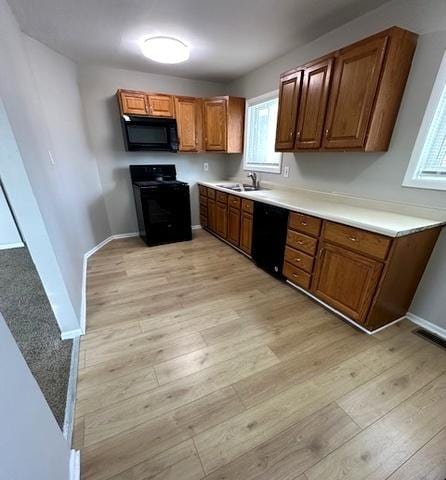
[403,50,446,191]
[243,90,282,174]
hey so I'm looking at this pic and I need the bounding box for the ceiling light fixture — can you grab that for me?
[141,36,190,64]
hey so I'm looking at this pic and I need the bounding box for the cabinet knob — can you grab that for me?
[289,129,293,138]
[301,221,308,226]
[349,236,358,242]
[325,129,329,138]
[294,258,301,263]
[297,240,303,245]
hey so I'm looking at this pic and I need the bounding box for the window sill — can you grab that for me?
[402,178,446,192]
[243,165,282,175]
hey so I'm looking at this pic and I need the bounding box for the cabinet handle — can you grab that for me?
[349,236,358,242]
[292,273,299,278]
[325,129,329,138]
[301,221,308,226]
[289,128,293,138]
[195,137,198,145]
[294,258,301,263]
[297,131,301,138]
[297,240,304,245]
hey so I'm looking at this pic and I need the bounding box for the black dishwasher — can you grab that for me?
[252,202,289,278]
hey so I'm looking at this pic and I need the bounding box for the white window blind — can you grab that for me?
[244,94,282,174]
[417,79,446,177]
[404,50,446,191]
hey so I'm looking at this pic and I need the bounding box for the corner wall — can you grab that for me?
[227,0,446,329]
[0,0,111,334]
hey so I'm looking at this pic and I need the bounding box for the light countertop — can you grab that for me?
[198,181,446,237]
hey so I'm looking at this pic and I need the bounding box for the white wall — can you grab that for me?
[227,0,446,329]
[0,313,71,479]
[0,0,111,334]
[0,184,22,248]
[78,65,228,232]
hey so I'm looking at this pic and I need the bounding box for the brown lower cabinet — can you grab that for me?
[312,243,383,322]
[207,198,216,232]
[228,207,241,246]
[240,211,253,255]
[199,185,441,332]
[216,202,228,239]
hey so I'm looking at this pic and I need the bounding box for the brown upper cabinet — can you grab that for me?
[174,96,203,152]
[118,90,174,117]
[147,94,175,117]
[118,90,148,115]
[295,56,333,149]
[275,71,303,150]
[276,27,417,152]
[203,96,245,153]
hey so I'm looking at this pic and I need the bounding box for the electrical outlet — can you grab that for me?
[284,165,290,178]
[203,162,209,172]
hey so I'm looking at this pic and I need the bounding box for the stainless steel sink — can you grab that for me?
[216,183,264,192]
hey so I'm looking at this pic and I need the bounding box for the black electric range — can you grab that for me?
[130,165,192,246]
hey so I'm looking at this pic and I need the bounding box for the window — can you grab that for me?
[244,91,282,174]
[403,51,446,191]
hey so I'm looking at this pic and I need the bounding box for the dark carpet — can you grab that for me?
[0,247,72,428]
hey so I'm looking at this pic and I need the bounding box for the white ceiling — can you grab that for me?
[8,0,390,82]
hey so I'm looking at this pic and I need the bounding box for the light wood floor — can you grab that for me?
[73,229,446,480]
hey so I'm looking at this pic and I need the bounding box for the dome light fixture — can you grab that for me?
[141,36,190,64]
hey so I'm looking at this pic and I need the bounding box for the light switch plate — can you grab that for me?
[284,165,290,178]
[203,162,209,172]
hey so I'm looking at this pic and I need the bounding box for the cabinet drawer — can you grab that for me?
[242,199,254,214]
[284,246,314,273]
[323,221,391,260]
[199,195,207,207]
[207,188,216,199]
[283,262,312,290]
[216,191,228,204]
[289,212,321,237]
[199,185,208,196]
[228,195,241,209]
[286,230,318,256]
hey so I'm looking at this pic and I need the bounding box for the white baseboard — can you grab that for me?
[191,225,202,230]
[61,328,83,340]
[69,449,80,480]
[79,232,139,335]
[0,241,24,250]
[63,337,80,444]
[406,312,446,340]
[286,280,404,335]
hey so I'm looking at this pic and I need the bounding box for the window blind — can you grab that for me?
[245,97,281,172]
[418,81,446,177]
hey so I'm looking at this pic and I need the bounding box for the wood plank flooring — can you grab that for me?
[74,229,446,480]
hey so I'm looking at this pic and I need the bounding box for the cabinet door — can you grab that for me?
[240,212,253,255]
[119,90,148,115]
[295,57,333,149]
[323,36,388,149]
[275,71,302,150]
[175,97,202,151]
[312,243,383,323]
[147,94,174,117]
[216,202,228,238]
[207,198,216,232]
[227,207,241,246]
[204,99,227,151]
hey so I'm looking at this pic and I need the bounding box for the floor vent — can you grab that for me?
[413,328,446,350]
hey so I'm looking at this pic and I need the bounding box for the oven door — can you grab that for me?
[122,116,178,152]
[140,185,192,246]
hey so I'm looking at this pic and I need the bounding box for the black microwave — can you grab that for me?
[120,115,179,152]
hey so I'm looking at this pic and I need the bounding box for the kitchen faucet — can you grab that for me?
[247,171,259,189]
